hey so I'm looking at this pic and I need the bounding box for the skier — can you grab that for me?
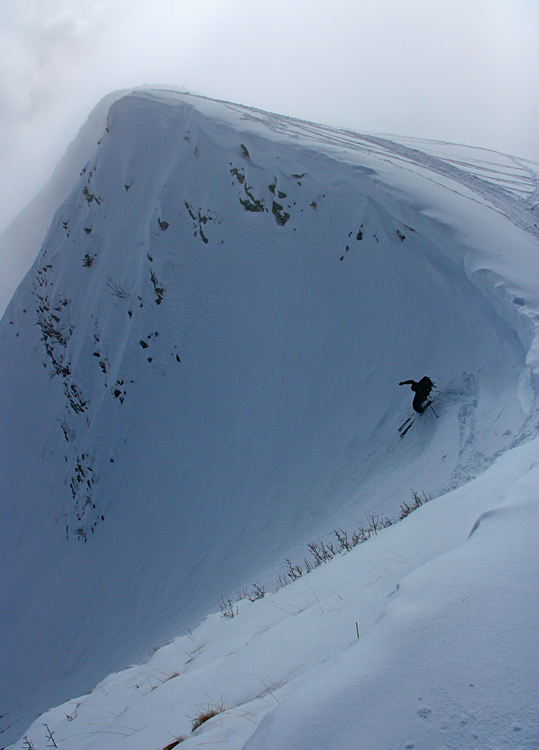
[399,376,434,413]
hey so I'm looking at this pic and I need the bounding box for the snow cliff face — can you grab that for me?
[1,89,537,743]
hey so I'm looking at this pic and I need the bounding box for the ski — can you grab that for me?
[400,421,414,437]
[398,416,412,433]
[399,399,438,437]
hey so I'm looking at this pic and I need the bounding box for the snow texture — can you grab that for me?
[0,88,538,748]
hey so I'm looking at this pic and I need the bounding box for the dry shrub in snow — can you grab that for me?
[191,698,226,732]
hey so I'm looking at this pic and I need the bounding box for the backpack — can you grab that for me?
[417,376,434,399]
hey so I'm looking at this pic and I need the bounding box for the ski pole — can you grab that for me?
[429,403,438,418]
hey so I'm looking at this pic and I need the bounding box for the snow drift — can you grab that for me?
[0,89,537,745]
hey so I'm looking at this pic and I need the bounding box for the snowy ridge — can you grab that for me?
[1,89,537,747]
[385,135,539,200]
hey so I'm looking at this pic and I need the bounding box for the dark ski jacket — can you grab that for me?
[399,376,434,412]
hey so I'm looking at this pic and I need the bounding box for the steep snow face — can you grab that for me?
[0,90,132,317]
[0,89,537,743]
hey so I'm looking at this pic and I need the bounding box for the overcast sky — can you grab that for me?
[0,0,537,234]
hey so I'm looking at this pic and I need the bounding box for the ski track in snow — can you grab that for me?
[220,96,539,234]
[0,88,538,748]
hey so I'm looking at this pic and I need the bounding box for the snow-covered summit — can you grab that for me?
[1,88,537,746]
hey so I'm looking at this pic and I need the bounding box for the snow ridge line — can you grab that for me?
[220,490,431,617]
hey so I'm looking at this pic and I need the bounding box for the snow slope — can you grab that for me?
[1,89,537,746]
[9,437,539,750]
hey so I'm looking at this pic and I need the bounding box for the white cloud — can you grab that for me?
[0,0,105,123]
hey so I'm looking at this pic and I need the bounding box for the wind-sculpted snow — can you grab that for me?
[0,89,537,745]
